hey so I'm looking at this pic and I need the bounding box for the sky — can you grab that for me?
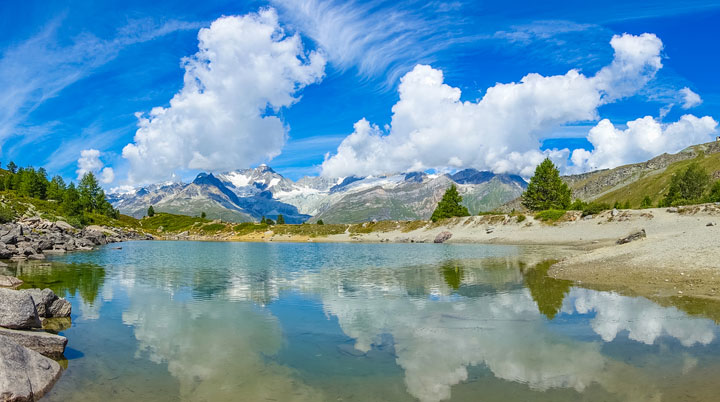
[1,0,719,190]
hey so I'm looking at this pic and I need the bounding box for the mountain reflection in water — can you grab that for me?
[24,241,720,402]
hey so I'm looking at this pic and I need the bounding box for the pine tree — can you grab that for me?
[47,176,66,201]
[62,183,82,217]
[201,211,207,219]
[709,181,720,202]
[6,161,17,174]
[276,214,285,224]
[431,184,470,222]
[147,205,155,217]
[261,216,267,224]
[521,158,571,211]
[316,219,324,225]
[78,172,102,211]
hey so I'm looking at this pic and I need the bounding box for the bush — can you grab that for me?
[581,202,610,217]
[534,209,566,222]
[516,214,526,223]
[0,204,15,223]
[568,199,586,211]
[663,163,710,206]
[640,196,653,209]
[708,181,720,203]
[522,158,572,211]
[317,219,324,225]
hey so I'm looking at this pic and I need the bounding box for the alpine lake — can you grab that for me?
[3,241,720,402]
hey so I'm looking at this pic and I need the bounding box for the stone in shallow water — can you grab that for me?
[0,288,41,329]
[0,275,22,288]
[0,327,68,358]
[0,336,62,401]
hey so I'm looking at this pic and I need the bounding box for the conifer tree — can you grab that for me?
[79,172,102,211]
[431,184,470,222]
[260,216,266,224]
[521,158,571,211]
[147,205,155,217]
[663,163,709,206]
[6,161,17,174]
[47,176,67,201]
[276,214,285,224]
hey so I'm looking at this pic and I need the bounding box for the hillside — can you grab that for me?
[110,167,527,224]
[565,141,720,206]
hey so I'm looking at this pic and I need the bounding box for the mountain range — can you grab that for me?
[108,165,528,224]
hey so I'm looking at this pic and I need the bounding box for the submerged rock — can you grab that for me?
[0,288,41,329]
[0,336,62,401]
[0,328,67,358]
[0,275,22,289]
[434,231,453,244]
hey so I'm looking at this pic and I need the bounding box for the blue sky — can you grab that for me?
[1,0,719,188]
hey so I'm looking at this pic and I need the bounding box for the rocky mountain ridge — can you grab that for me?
[110,167,528,224]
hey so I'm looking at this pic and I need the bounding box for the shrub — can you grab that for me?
[640,196,653,209]
[522,158,571,211]
[663,163,710,206]
[0,204,15,223]
[581,202,610,217]
[707,181,720,203]
[534,209,566,222]
[568,199,586,211]
[516,214,526,223]
[317,219,324,225]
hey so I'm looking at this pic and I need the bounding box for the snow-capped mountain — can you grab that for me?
[109,166,527,223]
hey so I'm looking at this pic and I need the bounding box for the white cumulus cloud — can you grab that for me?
[570,115,717,172]
[680,87,702,109]
[76,149,115,184]
[321,33,668,178]
[122,8,326,184]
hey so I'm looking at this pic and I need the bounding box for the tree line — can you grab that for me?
[0,161,119,222]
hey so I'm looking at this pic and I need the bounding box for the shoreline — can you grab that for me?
[155,204,720,301]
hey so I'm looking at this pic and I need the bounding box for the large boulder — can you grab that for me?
[434,231,453,244]
[0,337,62,401]
[0,288,41,329]
[48,299,71,318]
[20,289,71,318]
[54,221,74,232]
[0,328,67,358]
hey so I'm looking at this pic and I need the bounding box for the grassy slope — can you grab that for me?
[594,151,720,207]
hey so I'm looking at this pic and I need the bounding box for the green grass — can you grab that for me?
[199,223,227,233]
[272,223,348,237]
[534,209,567,222]
[139,213,210,232]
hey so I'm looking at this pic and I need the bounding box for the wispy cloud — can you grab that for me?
[272,0,466,86]
[0,16,202,154]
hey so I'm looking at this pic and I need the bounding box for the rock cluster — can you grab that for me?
[0,287,71,400]
[0,217,152,261]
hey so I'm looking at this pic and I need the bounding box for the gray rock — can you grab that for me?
[27,254,45,261]
[434,231,453,244]
[617,229,647,245]
[0,336,62,401]
[611,208,619,217]
[54,221,73,231]
[0,328,67,358]
[47,298,71,318]
[20,289,56,318]
[707,222,716,227]
[0,276,23,289]
[666,207,678,213]
[37,240,53,251]
[0,288,41,329]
